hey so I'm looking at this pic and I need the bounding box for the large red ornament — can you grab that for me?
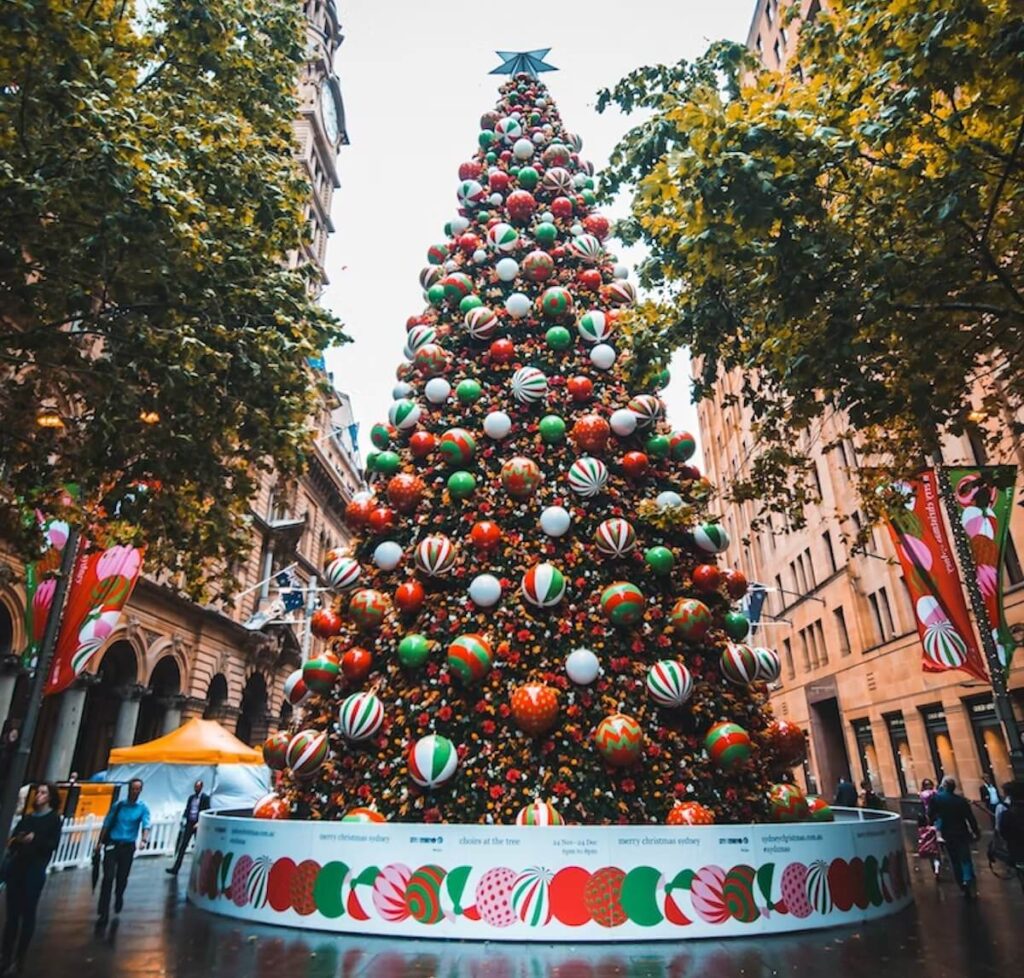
[458,233,482,255]
[367,506,396,534]
[571,414,610,454]
[767,719,808,768]
[470,520,502,551]
[252,793,289,820]
[395,581,425,615]
[567,376,593,403]
[577,269,602,292]
[489,171,510,193]
[725,568,749,599]
[310,609,342,640]
[408,431,437,461]
[490,338,515,364]
[583,214,610,240]
[345,497,374,529]
[458,161,482,181]
[510,683,560,736]
[550,196,574,221]
[386,473,425,514]
[341,646,373,684]
[621,451,649,479]
[691,564,723,593]
[506,189,537,224]
[666,801,715,826]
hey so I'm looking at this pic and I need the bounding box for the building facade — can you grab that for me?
[695,0,1024,807]
[0,0,359,780]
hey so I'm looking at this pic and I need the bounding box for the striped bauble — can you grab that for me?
[521,563,566,608]
[569,234,605,264]
[283,669,310,706]
[720,643,759,685]
[456,179,486,208]
[403,324,436,359]
[594,518,636,556]
[407,734,458,788]
[605,280,636,307]
[627,394,664,429]
[302,655,339,695]
[690,523,731,554]
[419,266,442,291]
[486,221,519,252]
[286,729,328,779]
[594,713,643,767]
[446,633,493,684]
[338,692,384,742]
[516,801,564,826]
[415,534,457,576]
[600,581,645,626]
[753,646,782,682]
[567,456,608,497]
[323,556,361,591]
[464,306,499,340]
[646,660,694,708]
[388,398,421,431]
[511,366,548,404]
[541,167,574,196]
[704,721,752,769]
[577,309,613,344]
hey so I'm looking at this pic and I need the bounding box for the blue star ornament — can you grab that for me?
[490,49,558,79]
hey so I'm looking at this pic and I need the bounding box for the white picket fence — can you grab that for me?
[49,815,183,872]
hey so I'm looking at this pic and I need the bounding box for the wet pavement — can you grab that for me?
[7,836,1024,977]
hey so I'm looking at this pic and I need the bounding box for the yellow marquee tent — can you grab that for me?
[108,717,262,766]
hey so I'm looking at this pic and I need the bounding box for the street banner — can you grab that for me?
[44,543,144,695]
[745,583,768,632]
[20,520,73,669]
[883,470,988,682]
[944,465,1018,680]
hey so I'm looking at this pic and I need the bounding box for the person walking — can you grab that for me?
[834,776,858,807]
[94,778,151,926]
[860,779,886,811]
[995,782,1024,868]
[928,776,981,898]
[979,773,1000,815]
[165,779,209,876]
[1,782,63,975]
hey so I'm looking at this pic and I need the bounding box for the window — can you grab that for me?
[799,629,812,671]
[773,37,783,64]
[812,462,823,501]
[867,593,884,646]
[967,427,988,465]
[837,441,849,468]
[780,25,789,46]
[774,574,785,611]
[793,559,807,594]
[804,548,816,588]
[878,587,895,637]
[783,638,795,679]
[806,0,822,23]
[765,1,774,26]
[834,606,852,656]
[814,619,828,666]
[822,531,837,574]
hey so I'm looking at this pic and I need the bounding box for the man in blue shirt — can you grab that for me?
[95,778,151,925]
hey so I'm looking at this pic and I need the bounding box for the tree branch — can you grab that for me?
[981,114,1024,246]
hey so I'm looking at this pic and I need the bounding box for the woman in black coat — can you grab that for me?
[1,782,63,974]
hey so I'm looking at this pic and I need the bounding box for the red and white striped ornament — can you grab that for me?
[594,518,636,556]
[338,692,384,742]
[464,306,498,340]
[720,643,759,685]
[627,394,664,429]
[323,556,361,591]
[567,457,608,497]
[516,801,565,826]
[646,660,694,708]
[415,534,457,577]
[407,734,458,789]
[521,562,566,608]
[286,729,328,779]
[511,366,548,404]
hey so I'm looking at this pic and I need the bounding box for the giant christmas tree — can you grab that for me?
[266,73,811,828]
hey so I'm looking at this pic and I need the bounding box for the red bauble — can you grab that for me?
[499,150,513,165]
[253,794,289,820]
[490,338,515,364]
[667,801,715,826]
[470,520,502,551]
[341,646,373,684]
[583,214,610,240]
[458,233,481,255]
[345,497,374,529]
[458,161,482,181]
[395,581,425,615]
[409,431,437,461]
[386,473,425,514]
[506,190,536,224]
[767,719,808,768]
[692,564,723,592]
[367,506,396,534]
[406,316,425,331]
[621,451,649,479]
[567,375,594,403]
[510,683,560,736]
[310,609,342,640]
[489,171,510,192]
[571,414,611,454]
[725,568,749,599]
[577,269,602,292]
[550,196,574,221]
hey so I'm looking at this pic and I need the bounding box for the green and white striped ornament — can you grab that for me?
[646,660,694,708]
[338,692,384,741]
[486,222,519,253]
[567,457,608,497]
[511,366,548,404]
[691,523,731,554]
[577,309,613,344]
[408,734,458,788]
[388,398,421,431]
[521,562,567,608]
[594,518,636,556]
[464,306,499,340]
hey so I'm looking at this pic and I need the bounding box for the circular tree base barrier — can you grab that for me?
[188,809,912,941]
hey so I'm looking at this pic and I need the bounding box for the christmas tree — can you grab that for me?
[265,73,811,828]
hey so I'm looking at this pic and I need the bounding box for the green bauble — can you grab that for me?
[724,611,750,640]
[365,450,379,472]
[655,367,671,389]
[443,221,453,237]
[644,546,675,576]
[476,209,491,223]
[456,379,482,404]
[459,294,482,314]
[398,634,432,669]
[582,190,596,205]
[370,423,391,450]
[529,111,540,125]
[545,326,572,351]
[427,283,446,307]
[538,414,566,443]
[646,434,670,459]
[447,470,477,499]
[375,451,400,476]
[584,177,595,190]
[509,165,521,177]
[534,221,557,246]
[478,130,494,148]
[517,167,539,190]
[485,153,497,165]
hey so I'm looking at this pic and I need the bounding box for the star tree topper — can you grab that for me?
[490,49,558,79]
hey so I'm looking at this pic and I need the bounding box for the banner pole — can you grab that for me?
[934,464,1024,781]
[0,526,81,844]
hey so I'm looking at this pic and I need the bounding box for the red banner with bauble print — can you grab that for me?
[883,470,988,682]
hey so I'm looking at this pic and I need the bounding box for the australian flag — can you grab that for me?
[275,569,305,612]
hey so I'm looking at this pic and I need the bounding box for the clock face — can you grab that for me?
[320,84,339,143]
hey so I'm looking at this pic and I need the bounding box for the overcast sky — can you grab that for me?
[321,0,756,463]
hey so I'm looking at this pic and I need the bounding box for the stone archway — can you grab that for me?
[236,672,269,747]
[71,640,140,778]
[136,655,183,744]
[204,673,229,720]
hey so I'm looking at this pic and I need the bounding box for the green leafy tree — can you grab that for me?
[598,0,1024,523]
[0,0,346,593]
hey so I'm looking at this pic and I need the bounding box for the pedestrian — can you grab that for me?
[919,778,937,815]
[1,782,63,975]
[928,776,981,898]
[861,778,886,811]
[916,811,942,879]
[834,776,858,807]
[979,773,1000,814]
[94,778,151,926]
[995,782,1024,867]
[166,779,209,876]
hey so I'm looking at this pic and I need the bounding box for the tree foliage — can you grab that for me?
[598,0,1024,523]
[0,0,346,594]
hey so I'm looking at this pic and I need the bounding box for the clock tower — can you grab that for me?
[294,1,348,292]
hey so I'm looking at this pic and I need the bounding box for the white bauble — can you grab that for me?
[590,344,616,370]
[505,292,531,319]
[657,490,684,510]
[540,211,554,223]
[473,248,488,264]
[513,138,535,160]
[489,192,504,208]
[570,223,584,236]
[483,411,512,440]
[610,408,638,437]
[352,490,374,505]
[495,258,519,282]
[392,382,413,400]
[539,505,571,537]
[424,378,451,404]
[614,264,629,280]
[451,216,470,235]
[468,574,502,608]
[373,541,403,571]
[532,131,546,145]
[566,647,600,685]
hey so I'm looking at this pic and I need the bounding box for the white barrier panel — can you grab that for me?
[49,815,181,872]
[188,811,912,942]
